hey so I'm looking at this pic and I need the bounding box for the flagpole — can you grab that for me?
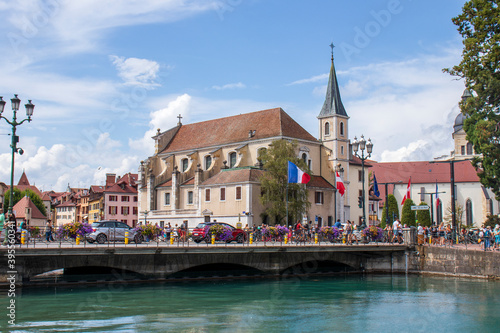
[286,182,289,227]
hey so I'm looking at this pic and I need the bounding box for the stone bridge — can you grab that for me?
[1,244,411,286]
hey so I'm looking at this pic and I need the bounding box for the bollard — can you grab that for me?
[284,234,288,244]
[343,234,346,244]
[314,233,318,244]
[429,235,432,245]
[456,234,459,245]
[21,230,27,245]
[211,234,215,245]
[125,231,129,245]
[249,233,253,245]
[76,235,80,245]
[170,235,174,245]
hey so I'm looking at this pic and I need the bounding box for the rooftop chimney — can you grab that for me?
[106,173,116,187]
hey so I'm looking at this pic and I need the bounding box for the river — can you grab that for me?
[2,274,500,332]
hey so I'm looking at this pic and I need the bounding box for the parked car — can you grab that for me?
[191,222,247,243]
[86,220,143,244]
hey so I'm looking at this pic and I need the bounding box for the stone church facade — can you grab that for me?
[138,56,368,228]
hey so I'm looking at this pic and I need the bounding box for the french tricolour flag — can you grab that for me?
[288,161,311,184]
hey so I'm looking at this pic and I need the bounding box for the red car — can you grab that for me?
[192,222,247,243]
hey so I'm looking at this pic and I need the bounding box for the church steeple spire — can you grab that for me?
[318,44,347,118]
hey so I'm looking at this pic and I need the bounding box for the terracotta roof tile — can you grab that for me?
[12,196,46,219]
[371,160,479,184]
[157,179,172,187]
[201,168,265,185]
[160,108,317,154]
[104,183,138,194]
[308,176,335,189]
[370,160,480,201]
[182,178,195,186]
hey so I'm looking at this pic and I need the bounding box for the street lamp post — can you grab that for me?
[0,95,34,216]
[352,135,373,229]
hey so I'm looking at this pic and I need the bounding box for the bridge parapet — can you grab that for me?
[1,245,409,286]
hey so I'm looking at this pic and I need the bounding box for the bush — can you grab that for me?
[401,199,416,226]
[484,215,500,228]
[416,202,431,226]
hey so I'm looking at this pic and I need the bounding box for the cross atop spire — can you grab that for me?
[318,44,347,118]
[177,114,183,126]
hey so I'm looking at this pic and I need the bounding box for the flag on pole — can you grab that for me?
[373,174,380,197]
[401,177,411,205]
[435,181,440,208]
[336,172,345,196]
[288,161,311,184]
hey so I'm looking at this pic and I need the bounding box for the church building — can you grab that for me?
[138,54,369,228]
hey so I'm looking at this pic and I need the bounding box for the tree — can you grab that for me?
[380,194,399,228]
[445,0,500,199]
[445,202,465,227]
[23,189,47,216]
[259,140,311,225]
[3,188,23,212]
[416,202,431,227]
[3,188,47,217]
[401,199,416,227]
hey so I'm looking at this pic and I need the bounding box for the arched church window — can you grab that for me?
[229,152,237,168]
[340,122,344,136]
[341,146,344,156]
[466,199,473,226]
[302,153,307,164]
[437,201,443,224]
[325,122,330,136]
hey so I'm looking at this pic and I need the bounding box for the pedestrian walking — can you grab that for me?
[45,221,53,242]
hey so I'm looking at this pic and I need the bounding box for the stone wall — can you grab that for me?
[417,246,500,279]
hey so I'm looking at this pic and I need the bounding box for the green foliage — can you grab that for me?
[416,202,431,227]
[258,139,311,225]
[401,199,416,227]
[445,0,500,199]
[4,188,47,217]
[23,189,47,216]
[484,215,500,228]
[3,188,23,212]
[380,194,399,228]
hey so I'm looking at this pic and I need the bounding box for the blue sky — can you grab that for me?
[0,0,467,191]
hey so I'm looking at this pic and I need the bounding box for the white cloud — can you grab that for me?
[129,93,192,154]
[110,55,161,87]
[0,132,140,192]
[380,140,431,162]
[212,82,246,90]
[0,0,220,57]
[287,73,329,86]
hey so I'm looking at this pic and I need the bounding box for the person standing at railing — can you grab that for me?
[493,225,500,251]
[417,224,424,245]
[483,226,492,251]
[438,223,445,246]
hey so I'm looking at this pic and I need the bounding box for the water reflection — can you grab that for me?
[2,275,500,332]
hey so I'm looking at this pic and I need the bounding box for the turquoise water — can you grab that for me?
[2,275,500,332]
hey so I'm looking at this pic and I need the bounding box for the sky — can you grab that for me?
[0,0,468,192]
